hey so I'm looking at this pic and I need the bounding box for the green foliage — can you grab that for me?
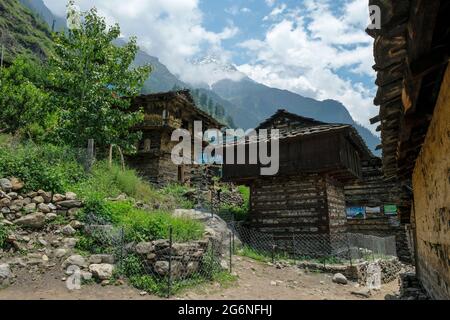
[0,57,52,140]
[160,184,194,210]
[0,225,9,249]
[238,246,272,263]
[0,142,85,192]
[220,185,250,221]
[105,201,204,243]
[0,0,54,64]
[48,2,151,152]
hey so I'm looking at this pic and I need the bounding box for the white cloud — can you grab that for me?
[265,0,277,7]
[238,0,378,132]
[43,0,238,82]
[263,3,287,21]
[225,6,251,16]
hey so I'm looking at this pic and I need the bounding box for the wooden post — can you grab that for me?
[117,146,125,171]
[167,226,173,299]
[86,139,95,172]
[108,144,113,169]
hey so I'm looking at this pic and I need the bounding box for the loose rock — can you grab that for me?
[332,273,348,285]
[14,212,46,229]
[89,264,114,280]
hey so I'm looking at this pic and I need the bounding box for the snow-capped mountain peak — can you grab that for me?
[181,55,246,88]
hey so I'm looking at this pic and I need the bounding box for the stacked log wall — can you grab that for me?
[248,174,347,238]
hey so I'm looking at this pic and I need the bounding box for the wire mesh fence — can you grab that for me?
[81,207,398,298]
[229,221,398,267]
[82,212,234,298]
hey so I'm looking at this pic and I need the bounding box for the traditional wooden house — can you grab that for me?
[367,0,449,299]
[344,157,412,262]
[222,110,372,238]
[127,90,223,185]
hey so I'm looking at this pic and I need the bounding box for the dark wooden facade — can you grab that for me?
[367,0,450,299]
[222,110,371,237]
[127,90,223,185]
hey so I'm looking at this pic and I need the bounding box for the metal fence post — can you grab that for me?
[120,226,125,270]
[167,226,173,299]
[271,235,275,264]
[232,227,235,254]
[292,233,296,262]
[347,234,353,267]
[86,139,95,172]
[229,232,233,273]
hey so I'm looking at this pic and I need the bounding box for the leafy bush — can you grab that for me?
[105,201,204,242]
[220,185,250,221]
[72,161,186,210]
[0,142,85,192]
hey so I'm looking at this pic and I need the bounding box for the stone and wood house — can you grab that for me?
[126,90,223,186]
[367,0,450,299]
[222,110,373,238]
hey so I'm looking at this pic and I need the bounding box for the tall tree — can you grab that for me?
[0,57,51,140]
[49,1,151,152]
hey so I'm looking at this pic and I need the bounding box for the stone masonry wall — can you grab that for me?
[412,65,450,300]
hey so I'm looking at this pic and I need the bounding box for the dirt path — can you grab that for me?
[0,256,399,300]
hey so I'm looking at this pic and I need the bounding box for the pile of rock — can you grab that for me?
[398,272,429,300]
[1,177,83,230]
[62,254,115,284]
[132,239,209,280]
[0,177,92,288]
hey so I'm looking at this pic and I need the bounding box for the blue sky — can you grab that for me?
[44,0,377,132]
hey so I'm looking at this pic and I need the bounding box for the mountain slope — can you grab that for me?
[0,0,54,64]
[133,47,188,94]
[212,78,380,154]
[18,0,65,31]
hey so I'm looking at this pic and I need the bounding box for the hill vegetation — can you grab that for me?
[0,0,54,64]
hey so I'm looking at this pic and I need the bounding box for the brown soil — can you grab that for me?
[0,256,399,300]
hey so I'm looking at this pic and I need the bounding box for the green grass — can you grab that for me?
[0,0,54,65]
[238,246,272,263]
[118,252,237,297]
[219,185,250,221]
[0,224,9,249]
[105,201,204,243]
[72,161,192,211]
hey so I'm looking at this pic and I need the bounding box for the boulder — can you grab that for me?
[23,203,37,213]
[69,220,84,230]
[32,196,45,204]
[62,238,78,249]
[0,198,11,208]
[54,248,69,259]
[14,212,46,229]
[154,261,182,277]
[7,192,18,200]
[58,200,83,209]
[89,264,114,280]
[351,288,372,298]
[62,255,87,269]
[45,213,58,222]
[65,192,77,201]
[10,178,24,191]
[332,273,348,285]
[61,225,77,236]
[37,190,52,203]
[0,179,12,192]
[0,264,12,287]
[10,199,24,211]
[135,242,154,255]
[52,194,65,203]
[89,254,115,265]
[38,203,51,214]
